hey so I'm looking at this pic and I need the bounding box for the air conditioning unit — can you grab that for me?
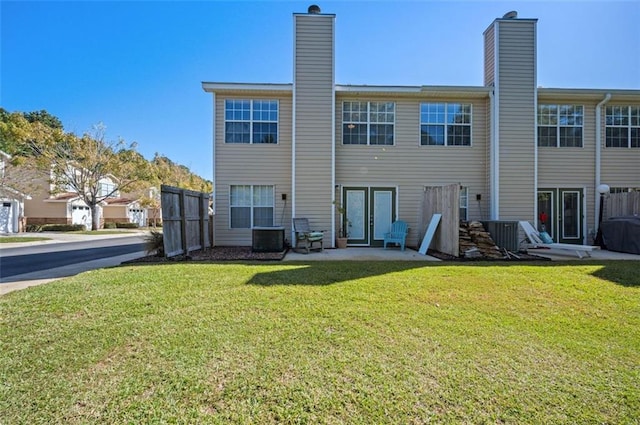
[481,221,520,251]
[252,226,285,252]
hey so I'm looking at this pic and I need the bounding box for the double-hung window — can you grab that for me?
[229,185,274,228]
[98,182,116,198]
[605,106,640,148]
[343,101,395,145]
[225,100,278,144]
[420,103,472,146]
[537,104,583,147]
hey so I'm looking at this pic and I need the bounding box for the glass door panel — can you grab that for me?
[537,190,554,239]
[372,190,392,241]
[345,188,367,244]
[561,190,581,241]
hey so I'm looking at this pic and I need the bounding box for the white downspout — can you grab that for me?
[594,93,611,235]
[211,92,216,215]
[490,87,499,220]
[490,22,500,220]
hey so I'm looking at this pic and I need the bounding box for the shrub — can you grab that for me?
[40,224,86,232]
[144,230,164,256]
[115,222,139,229]
[104,222,117,229]
[25,224,42,233]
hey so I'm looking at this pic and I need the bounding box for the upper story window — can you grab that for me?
[343,101,395,145]
[225,100,278,144]
[537,105,583,147]
[605,106,640,148]
[420,103,472,146]
[98,182,117,198]
[229,185,274,228]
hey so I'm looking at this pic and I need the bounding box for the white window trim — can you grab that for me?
[224,99,279,144]
[419,102,473,147]
[342,101,396,146]
[459,186,469,221]
[605,105,640,148]
[537,104,584,148]
[228,184,275,229]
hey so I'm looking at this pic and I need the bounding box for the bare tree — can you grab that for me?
[40,125,150,230]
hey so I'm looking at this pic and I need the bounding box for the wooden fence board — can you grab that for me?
[161,185,210,257]
[605,192,640,219]
[419,184,459,257]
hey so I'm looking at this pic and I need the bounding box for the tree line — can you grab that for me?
[0,108,212,230]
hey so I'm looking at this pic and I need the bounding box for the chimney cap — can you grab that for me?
[502,10,518,19]
[308,4,321,14]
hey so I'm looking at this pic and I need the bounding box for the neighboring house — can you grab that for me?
[24,173,120,230]
[203,6,640,248]
[102,197,148,227]
[0,150,31,233]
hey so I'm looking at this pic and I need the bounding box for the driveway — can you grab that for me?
[0,230,149,295]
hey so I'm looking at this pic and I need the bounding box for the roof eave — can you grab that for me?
[202,82,293,94]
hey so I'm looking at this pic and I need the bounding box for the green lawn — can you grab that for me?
[0,236,51,243]
[1,261,638,423]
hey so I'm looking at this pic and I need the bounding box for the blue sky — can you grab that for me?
[2,1,639,180]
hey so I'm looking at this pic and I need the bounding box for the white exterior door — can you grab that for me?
[71,205,91,230]
[128,207,147,227]
[0,201,14,233]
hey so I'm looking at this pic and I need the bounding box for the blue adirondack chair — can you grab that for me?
[383,220,408,251]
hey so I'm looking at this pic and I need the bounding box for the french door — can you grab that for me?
[537,188,584,244]
[343,187,396,246]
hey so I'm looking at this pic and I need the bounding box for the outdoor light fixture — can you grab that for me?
[594,183,610,248]
[597,184,610,195]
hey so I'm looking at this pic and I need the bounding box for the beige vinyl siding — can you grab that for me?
[601,151,640,186]
[293,14,335,239]
[336,96,489,248]
[483,25,495,87]
[24,199,68,222]
[102,205,128,220]
[23,176,69,221]
[496,20,536,221]
[214,94,293,246]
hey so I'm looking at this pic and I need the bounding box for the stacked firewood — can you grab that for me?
[459,221,505,259]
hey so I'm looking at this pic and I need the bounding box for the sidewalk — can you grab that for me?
[0,229,148,249]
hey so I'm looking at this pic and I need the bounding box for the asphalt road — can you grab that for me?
[0,236,146,279]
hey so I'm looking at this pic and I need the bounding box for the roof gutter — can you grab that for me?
[594,93,611,235]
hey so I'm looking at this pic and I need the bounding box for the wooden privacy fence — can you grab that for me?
[161,185,210,257]
[604,191,640,219]
[419,184,459,257]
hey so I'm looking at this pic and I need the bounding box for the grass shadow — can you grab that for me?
[245,261,431,286]
[589,263,640,287]
[244,259,640,287]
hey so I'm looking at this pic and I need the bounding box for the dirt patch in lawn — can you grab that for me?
[124,246,288,264]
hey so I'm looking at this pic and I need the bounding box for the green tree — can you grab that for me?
[23,109,63,130]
